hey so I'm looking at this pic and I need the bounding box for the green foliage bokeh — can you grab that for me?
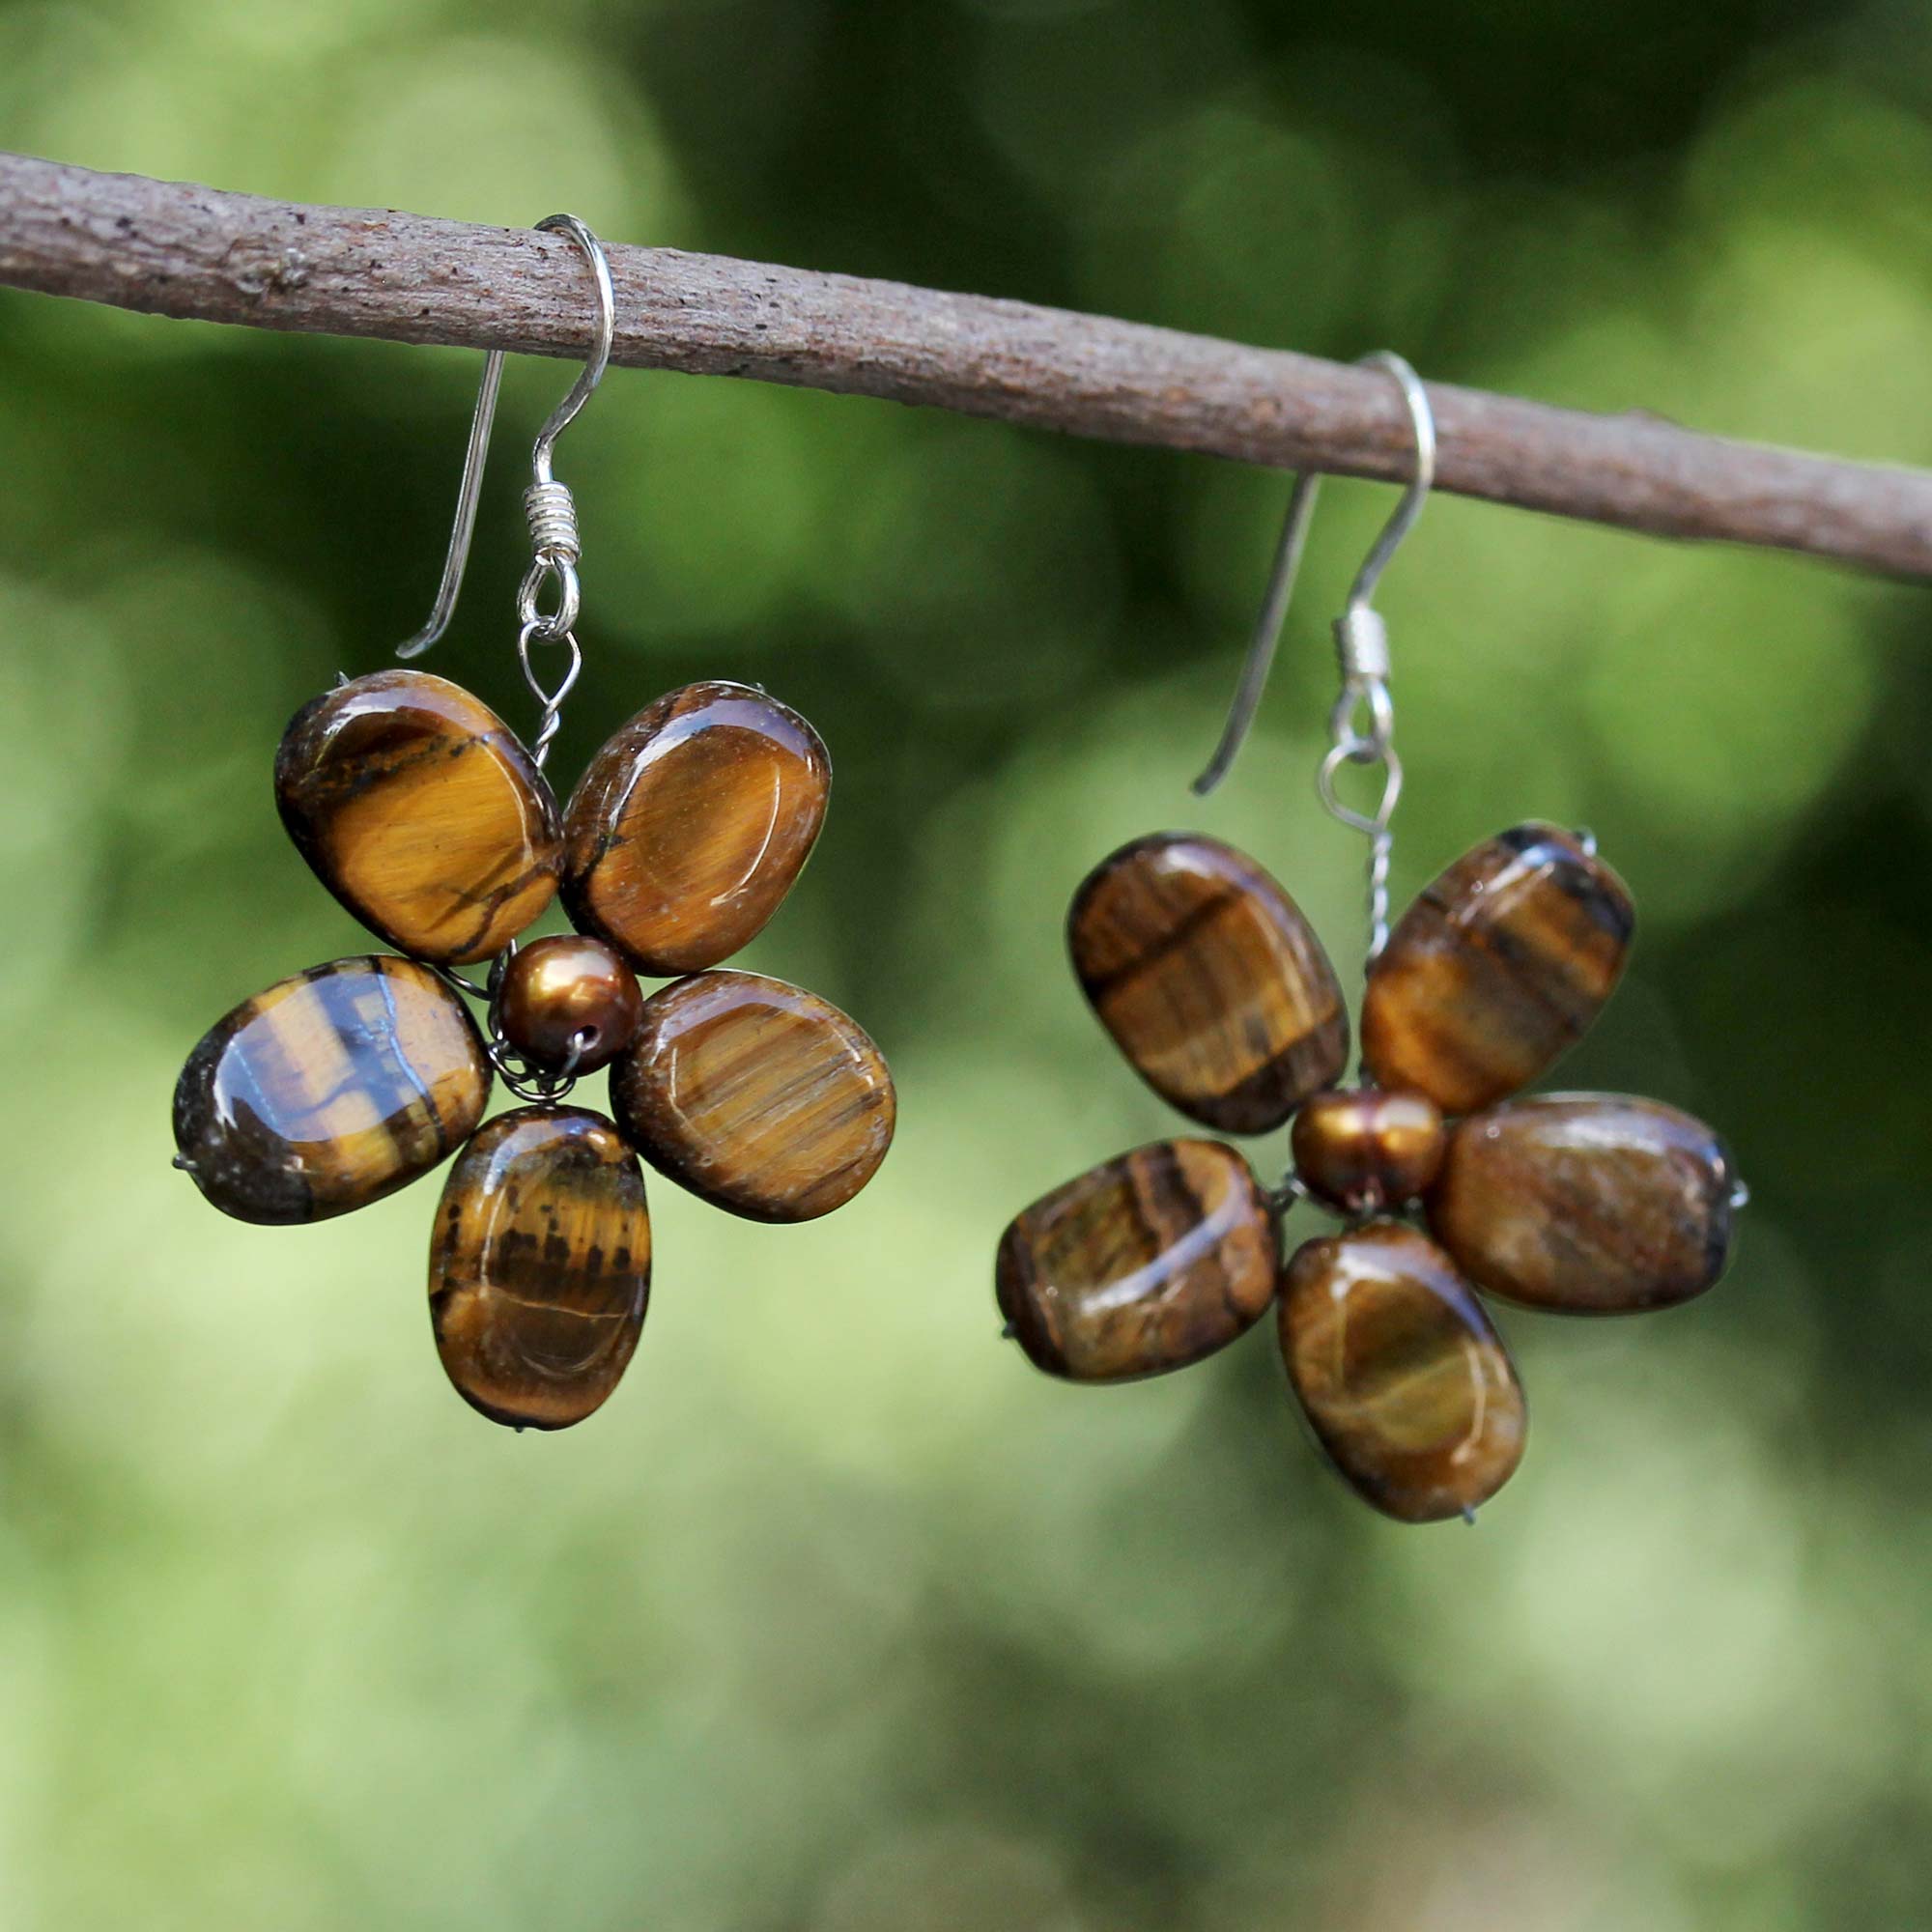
[2,1,1931,1925]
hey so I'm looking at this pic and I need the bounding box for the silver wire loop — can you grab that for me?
[428,951,586,1101]
[394,213,615,663]
[1329,678,1395,762]
[1318,739,1404,838]
[517,619,582,770]
[485,1024,588,1103]
[428,950,599,1102]
[1192,350,1436,796]
[517,554,582,641]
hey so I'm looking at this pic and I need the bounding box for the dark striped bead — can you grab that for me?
[429,1106,651,1431]
[1428,1094,1738,1313]
[997,1140,1278,1381]
[1067,833,1348,1134]
[611,970,895,1222]
[1279,1221,1526,1523]
[172,955,491,1224]
[1362,823,1634,1116]
[275,670,561,965]
[562,681,830,976]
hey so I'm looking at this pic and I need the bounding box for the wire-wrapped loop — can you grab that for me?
[515,617,582,770]
[1328,676,1394,762]
[517,554,582,642]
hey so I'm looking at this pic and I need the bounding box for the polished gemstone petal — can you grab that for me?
[173,955,491,1224]
[611,970,894,1222]
[496,934,643,1074]
[275,670,561,964]
[1291,1086,1446,1214]
[1428,1093,1738,1313]
[997,1139,1278,1381]
[1279,1221,1526,1522]
[429,1106,651,1431]
[1361,823,1634,1115]
[562,680,830,975]
[1067,833,1348,1133]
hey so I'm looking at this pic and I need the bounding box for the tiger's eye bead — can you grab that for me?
[1428,1094,1738,1313]
[1279,1221,1526,1523]
[1291,1087,1445,1214]
[562,681,830,976]
[1067,833,1348,1134]
[430,1106,650,1431]
[611,970,894,1222]
[1362,823,1633,1116]
[497,935,643,1074]
[275,670,561,965]
[997,1140,1278,1381]
[173,955,491,1225]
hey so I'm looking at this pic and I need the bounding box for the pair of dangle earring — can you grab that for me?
[173,215,895,1431]
[996,354,1746,1524]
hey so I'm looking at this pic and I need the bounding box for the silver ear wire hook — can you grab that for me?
[1191,350,1435,797]
[395,354,504,662]
[1193,351,1435,975]
[395,213,617,663]
[526,213,615,483]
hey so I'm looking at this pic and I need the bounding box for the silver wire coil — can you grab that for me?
[1333,607,1391,682]
[524,479,582,562]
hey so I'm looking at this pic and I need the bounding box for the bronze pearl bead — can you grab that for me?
[1292,1086,1446,1215]
[497,935,644,1074]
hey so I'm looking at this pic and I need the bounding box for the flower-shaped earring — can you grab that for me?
[995,355,1743,1524]
[173,217,894,1432]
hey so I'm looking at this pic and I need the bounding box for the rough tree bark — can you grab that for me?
[3,153,1931,578]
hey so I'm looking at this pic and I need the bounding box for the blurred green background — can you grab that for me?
[3,0,1931,1925]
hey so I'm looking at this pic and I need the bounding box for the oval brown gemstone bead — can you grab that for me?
[1279,1221,1527,1523]
[275,670,562,965]
[1291,1087,1446,1215]
[561,681,830,976]
[496,934,643,1074]
[429,1106,651,1431]
[997,1140,1278,1382]
[1428,1094,1738,1313]
[173,955,491,1225]
[611,970,894,1222]
[1361,823,1634,1117]
[1067,833,1348,1134]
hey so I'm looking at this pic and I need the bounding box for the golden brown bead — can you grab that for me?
[173,955,491,1224]
[1067,833,1348,1134]
[496,934,643,1074]
[275,670,561,965]
[1278,1221,1526,1523]
[1428,1093,1739,1313]
[997,1140,1278,1381]
[429,1106,650,1431]
[611,970,895,1222]
[562,680,830,976]
[1361,823,1633,1116]
[1291,1087,1445,1214]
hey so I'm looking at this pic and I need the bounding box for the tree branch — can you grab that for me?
[4,151,1931,578]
